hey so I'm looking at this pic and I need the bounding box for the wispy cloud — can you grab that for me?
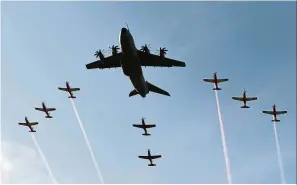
[1,140,53,184]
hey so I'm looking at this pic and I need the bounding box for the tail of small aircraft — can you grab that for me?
[69,96,76,99]
[142,133,151,136]
[148,163,156,166]
[213,87,222,90]
[272,119,280,122]
[241,105,250,109]
[29,130,36,132]
[45,115,53,119]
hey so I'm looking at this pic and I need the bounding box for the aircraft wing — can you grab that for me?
[275,111,287,115]
[86,53,122,69]
[138,156,150,160]
[245,97,257,101]
[69,88,80,92]
[46,108,56,111]
[58,87,68,91]
[150,155,162,159]
[137,50,186,67]
[203,79,228,83]
[216,79,229,83]
[232,97,244,101]
[19,122,38,126]
[35,108,44,112]
[262,111,274,115]
[133,124,156,129]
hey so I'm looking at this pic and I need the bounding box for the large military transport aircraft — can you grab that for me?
[86,27,186,98]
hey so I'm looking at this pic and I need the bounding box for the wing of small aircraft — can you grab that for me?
[262,111,274,115]
[35,107,56,112]
[69,88,80,91]
[19,122,38,126]
[58,87,68,91]
[245,97,257,101]
[58,87,80,92]
[137,50,186,67]
[138,155,150,159]
[232,97,244,101]
[35,108,44,111]
[150,155,162,159]
[203,79,229,83]
[133,124,156,129]
[86,53,122,69]
[275,111,288,115]
[138,155,161,160]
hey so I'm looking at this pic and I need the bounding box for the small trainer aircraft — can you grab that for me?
[203,72,228,90]
[35,102,56,118]
[18,117,38,132]
[232,90,257,108]
[133,117,156,136]
[262,104,287,122]
[138,149,162,166]
[58,81,80,98]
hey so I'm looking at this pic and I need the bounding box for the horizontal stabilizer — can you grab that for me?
[69,96,76,99]
[29,130,36,132]
[272,119,280,122]
[129,90,139,97]
[142,133,151,136]
[45,115,53,119]
[213,87,221,91]
[241,105,250,109]
[147,81,170,96]
[148,164,156,166]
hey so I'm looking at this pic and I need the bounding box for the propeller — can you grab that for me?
[157,47,168,57]
[109,45,120,55]
[140,44,151,53]
[94,49,106,60]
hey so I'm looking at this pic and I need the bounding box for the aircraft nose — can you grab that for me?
[121,27,127,34]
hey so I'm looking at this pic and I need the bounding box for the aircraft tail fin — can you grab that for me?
[148,163,156,166]
[272,119,280,122]
[213,87,222,90]
[129,89,139,97]
[146,81,170,96]
[45,115,53,119]
[142,133,151,136]
[241,105,250,109]
[69,96,76,99]
[29,130,36,132]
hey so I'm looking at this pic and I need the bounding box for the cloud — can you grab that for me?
[1,140,52,184]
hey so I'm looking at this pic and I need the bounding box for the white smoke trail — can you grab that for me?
[214,90,233,184]
[30,134,58,184]
[273,122,286,184]
[69,99,105,184]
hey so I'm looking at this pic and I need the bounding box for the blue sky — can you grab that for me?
[1,1,296,184]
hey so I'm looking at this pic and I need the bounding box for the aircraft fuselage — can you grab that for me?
[243,91,247,104]
[42,103,50,116]
[119,28,148,98]
[66,82,74,97]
